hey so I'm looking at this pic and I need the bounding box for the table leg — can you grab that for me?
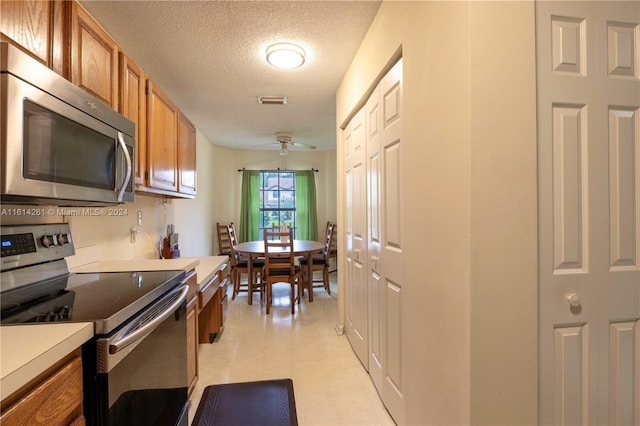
[247,254,253,305]
[306,250,313,303]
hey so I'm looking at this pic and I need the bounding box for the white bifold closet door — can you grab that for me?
[344,58,404,425]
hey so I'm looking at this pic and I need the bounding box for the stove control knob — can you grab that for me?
[56,233,70,245]
[41,235,56,248]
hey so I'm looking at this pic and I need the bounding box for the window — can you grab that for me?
[240,169,317,242]
[259,171,296,239]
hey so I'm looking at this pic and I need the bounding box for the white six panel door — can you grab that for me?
[537,1,640,424]
[367,83,384,394]
[345,107,369,369]
[377,59,404,424]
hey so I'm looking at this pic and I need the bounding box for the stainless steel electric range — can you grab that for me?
[0,223,190,426]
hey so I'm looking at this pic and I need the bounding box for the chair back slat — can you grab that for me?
[321,222,336,259]
[227,224,242,267]
[216,222,232,255]
[263,228,295,277]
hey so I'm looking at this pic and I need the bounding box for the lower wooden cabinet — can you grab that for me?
[198,262,230,344]
[212,277,229,334]
[0,351,84,426]
[197,273,219,344]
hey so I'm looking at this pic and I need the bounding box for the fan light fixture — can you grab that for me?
[266,43,306,69]
[280,145,289,156]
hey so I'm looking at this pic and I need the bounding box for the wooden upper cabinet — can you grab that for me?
[178,111,197,195]
[119,52,146,186]
[147,80,178,192]
[4,0,197,199]
[70,2,118,109]
[0,0,68,75]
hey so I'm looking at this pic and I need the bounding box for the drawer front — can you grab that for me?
[198,273,220,309]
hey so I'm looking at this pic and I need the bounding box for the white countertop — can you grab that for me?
[69,257,200,274]
[194,256,229,290]
[0,323,94,401]
[69,256,229,289]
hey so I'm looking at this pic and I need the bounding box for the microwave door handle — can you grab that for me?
[116,131,132,202]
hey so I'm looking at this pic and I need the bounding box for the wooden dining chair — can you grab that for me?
[262,227,301,314]
[228,225,264,304]
[298,222,335,297]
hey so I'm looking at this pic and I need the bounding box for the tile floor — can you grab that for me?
[188,277,396,425]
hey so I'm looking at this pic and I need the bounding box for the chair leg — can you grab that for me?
[323,267,330,295]
[266,281,271,315]
[256,272,262,298]
[290,280,295,315]
[232,269,239,300]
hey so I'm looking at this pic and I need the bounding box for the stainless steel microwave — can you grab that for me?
[1,42,135,206]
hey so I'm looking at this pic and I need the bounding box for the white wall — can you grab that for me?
[336,1,537,424]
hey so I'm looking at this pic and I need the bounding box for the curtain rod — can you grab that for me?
[237,167,319,172]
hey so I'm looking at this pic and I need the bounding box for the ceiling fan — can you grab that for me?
[255,132,317,155]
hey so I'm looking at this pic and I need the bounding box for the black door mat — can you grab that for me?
[192,378,298,426]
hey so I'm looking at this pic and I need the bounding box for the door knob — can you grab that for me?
[567,293,581,307]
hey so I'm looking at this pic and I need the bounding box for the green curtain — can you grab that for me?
[295,171,318,241]
[239,170,260,242]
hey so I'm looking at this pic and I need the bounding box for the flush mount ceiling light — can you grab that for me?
[266,43,306,69]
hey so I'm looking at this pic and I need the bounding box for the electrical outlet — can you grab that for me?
[130,227,137,243]
[137,211,143,225]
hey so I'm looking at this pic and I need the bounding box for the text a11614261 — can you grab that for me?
[1,207,129,217]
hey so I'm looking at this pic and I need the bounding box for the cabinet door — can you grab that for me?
[70,2,118,108]
[0,0,67,74]
[119,52,146,186]
[186,295,198,397]
[147,80,178,192]
[0,354,84,425]
[177,111,197,195]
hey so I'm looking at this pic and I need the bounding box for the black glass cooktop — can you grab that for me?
[0,270,186,334]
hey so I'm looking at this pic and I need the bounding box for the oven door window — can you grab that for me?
[23,100,115,190]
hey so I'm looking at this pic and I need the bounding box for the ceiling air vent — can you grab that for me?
[257,96,287,105]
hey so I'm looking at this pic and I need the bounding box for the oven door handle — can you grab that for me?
[108,284,189,354]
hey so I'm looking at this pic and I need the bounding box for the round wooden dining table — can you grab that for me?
[235,239,325,302]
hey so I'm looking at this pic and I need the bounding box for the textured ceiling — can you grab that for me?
[79,0,382,152]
